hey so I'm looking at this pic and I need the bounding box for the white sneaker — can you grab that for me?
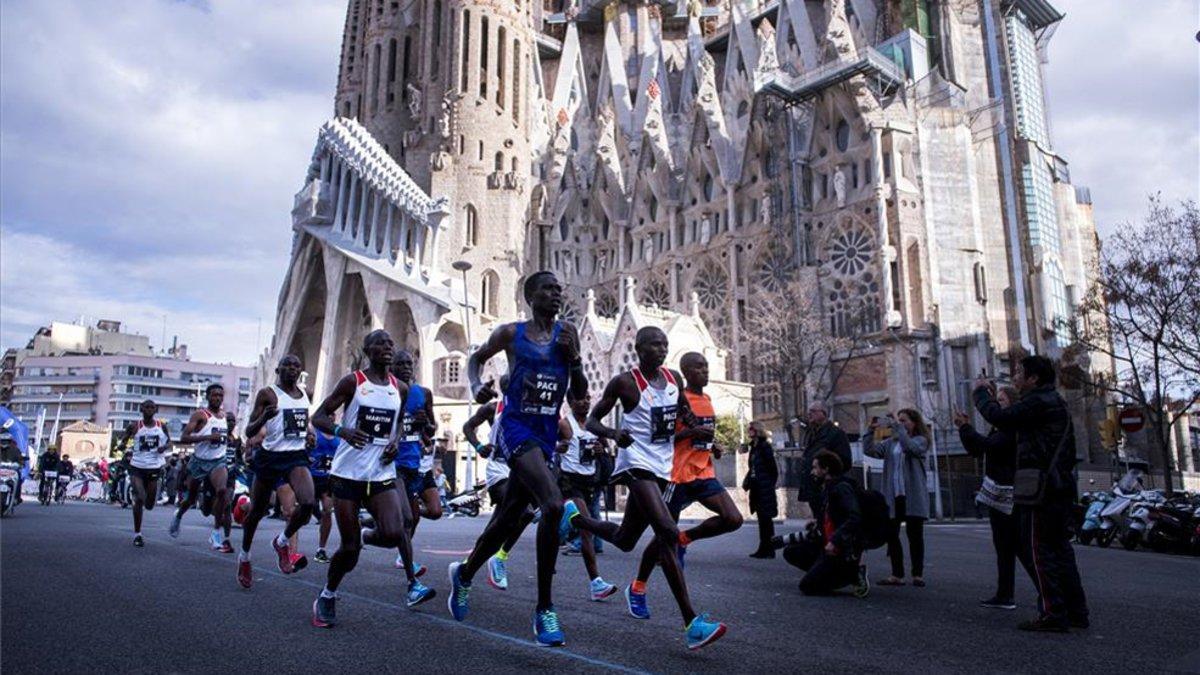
[589,577,617,601]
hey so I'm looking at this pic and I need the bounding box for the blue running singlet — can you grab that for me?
[496,321,569,461]
[395,384,427,470]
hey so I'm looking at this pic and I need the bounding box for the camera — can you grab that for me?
[769,519,816,549]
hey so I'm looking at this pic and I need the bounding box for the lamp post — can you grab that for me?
[452,259,476,489]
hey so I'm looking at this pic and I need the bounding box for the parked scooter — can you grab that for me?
[1078,492,1111,545]
[1121,491,1165,550]
[0,462,21,517]
[1144,498,1200,554]
[445,482,488,518]
[1098,490,1136,547]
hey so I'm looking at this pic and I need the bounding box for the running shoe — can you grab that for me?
[220,539,235,554]
[533,607,565,647]
[447,561,471,621]
[133,534,144,548]
[559,500,580,541]
[685,613,727,650]
[562,538,582,556]
[624,584,650,619]
[312,594,336,628]
[237,559,253,589]
[274,535,294,574]
[291,552,308,572]
[210,531,224,550]
[314,548,330,564]
[980,596,1016,610]
[676,543,688,569]
[168,512,182,538]
[487,555,509,590]
[393,556,428,578]
[232,495,251,526]
[589,577,617,602]
[406,580,437,608]
[853,564,870,599]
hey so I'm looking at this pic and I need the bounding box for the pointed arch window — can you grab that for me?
[465,204,479,248]
[481,270,500,317]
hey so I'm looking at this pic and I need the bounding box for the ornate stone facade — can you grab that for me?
[266,0,1102,462]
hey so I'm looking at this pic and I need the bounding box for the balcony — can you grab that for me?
[111,374,220,392]
[759,47,905,106]
[10,392,96,405]
[15,374,100,386]
[109,391,202,408]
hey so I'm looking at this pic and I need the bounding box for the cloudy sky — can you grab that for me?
[1,0,1197,365]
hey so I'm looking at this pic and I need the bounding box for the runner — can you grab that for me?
[236,355,318,589]
[626,351,741,615]
[447,271,587,647]
[309,329,434,628]
[171,384,235,553]
[309,428,337,564]
[116,400,172,547]
[557,393,617,601]
[389,350,439,578]
[462,376,536,591]
[564,327,728,650]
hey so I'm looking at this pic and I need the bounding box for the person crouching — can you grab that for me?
[782,450,867,597]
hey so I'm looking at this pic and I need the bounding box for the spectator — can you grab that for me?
[743,423,779,558]
[782,450,866,597]
[799,402,851,508]
[974,355,1089,633]
[954,386,1019,610]
[162,456,180,505]
[866,409,930,587]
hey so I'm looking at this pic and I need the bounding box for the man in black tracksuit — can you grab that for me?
[974,355,1089,632]
[783,450,864,596]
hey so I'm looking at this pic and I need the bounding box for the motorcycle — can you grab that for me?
[1144,499,1198,554]
[54,474,71,504]
[0,462,20,517]
[1078,492,1110,545]
[1098,489,1136,548]
[445,482,487,518]
[1121,491,1166,551]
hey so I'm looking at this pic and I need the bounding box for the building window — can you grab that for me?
[494,151,504,171]
[480,270,500,316]
[512,41,521,122]
[461,10,470,92]
[479,16,489,98]
[464,204,479,247]
[431,0,443,79]
[497,27,506,107]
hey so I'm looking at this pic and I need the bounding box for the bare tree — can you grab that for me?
[746,270,870,430]
[1064,196,1200,493]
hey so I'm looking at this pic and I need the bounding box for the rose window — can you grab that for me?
[828,227,874,277]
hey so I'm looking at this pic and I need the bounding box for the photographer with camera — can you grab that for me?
[780,450,869,597]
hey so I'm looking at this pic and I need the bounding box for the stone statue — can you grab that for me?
[700,216,712,244]
[642,236,654,263]
[407,83,422,118]
[438,92,453,138]
[833,168,847,207]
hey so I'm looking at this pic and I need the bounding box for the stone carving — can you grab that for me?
[834,167,847,207]
[700,216,712,244]
[438,92,454,138]
[407,83,422,118]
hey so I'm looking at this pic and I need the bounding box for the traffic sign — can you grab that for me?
[1118,407,1145,434]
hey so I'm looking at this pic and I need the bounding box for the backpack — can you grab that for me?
[857,488,891,550]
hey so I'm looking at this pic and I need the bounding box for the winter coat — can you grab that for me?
[973,384,1077,503]
[799,421,851,503]
[744,437,779,518]
[865,421,930,520]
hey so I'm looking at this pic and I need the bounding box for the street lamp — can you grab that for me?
[452,260,476,489]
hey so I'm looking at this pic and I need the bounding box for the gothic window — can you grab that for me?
[829,227,872,276]
[694,261,730,345]
[479,16,489,98]
[511,157,518,172]
[595,291,619,318]
[431,0,443,79]
[558,216,569,241]
[640,277,671,308]
[387,39,398,83]
[464,204,479,247]
[461,10,470,92]
[402,36,413,87]
[494,151,504,171]
[512,41,521,122]
[648,195,659,222]
[836,119,850,152]
[826,226,881,337]
[370,43,381,112]
[703,173,714,201]
[481,270,500,316]
[753,242,794,293]
[497,27,507,107]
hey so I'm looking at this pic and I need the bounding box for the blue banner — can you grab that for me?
[0,406,30,457]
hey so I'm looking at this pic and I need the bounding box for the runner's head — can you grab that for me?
[680,352,708,389]
[522,271,562,316]
[139,399,158,419]
[568,392,591,417]
[205,383,224,410]
[362,329,395,371]
[634,326,669,371]
[390,349,415,383]
[275,354,303,388]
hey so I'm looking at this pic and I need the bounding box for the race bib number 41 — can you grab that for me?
[520,373,564,415]
[357,406,396,444]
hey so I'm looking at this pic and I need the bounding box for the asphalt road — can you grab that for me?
[3,500,1199,674]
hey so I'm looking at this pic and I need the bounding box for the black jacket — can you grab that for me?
[812,476,861,555]
[974,384,1076,500]
[957,423,1016,485]
[745,437,779,517]
[799,422,851,502]
[38,452,59,474]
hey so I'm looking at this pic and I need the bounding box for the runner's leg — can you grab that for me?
[507,450,565,611]
[686,490,743,541]
[318,493,333,550]
[460,478,535,581]
[572,496,601,580]
[285,466,316,539]
[240,477,276,553]
[209,465,230,537]
[630,479,696,625]
[326,496,363,592]
[130,472,148,534]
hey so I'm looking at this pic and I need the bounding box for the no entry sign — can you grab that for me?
[1118,407,1145,434]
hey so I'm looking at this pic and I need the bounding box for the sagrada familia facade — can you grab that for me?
[268,0,1102,460]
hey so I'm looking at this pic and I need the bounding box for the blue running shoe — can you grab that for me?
[406,580,436,608]
[487,555,509,590]
[559,501,580,541]
[447,561,471,621]
[168,512,182,538]
[625,584,650,619]
[533,607,565,647]
[685,613,727,650]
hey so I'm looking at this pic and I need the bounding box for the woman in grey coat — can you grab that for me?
[865,408,930,587]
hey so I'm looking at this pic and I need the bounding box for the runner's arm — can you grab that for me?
[556,417,573,454]
[468,323,516,403]
[180,410,216,445]
[243,387,278,440]
[672,371,703,432]
[559,323,589,401]
[462,404,495,450]
[117,422,136,452]
[586,374,635,447]
[421,386,438,438]
[311,374,370,448]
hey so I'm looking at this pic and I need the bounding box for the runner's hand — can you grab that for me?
[339,426,370,449]
[712,443,725,459]
[474,378,498,404]
[305,432,316,451]
[478,444,496,459]
[557,327,580,362]
[380,442,398,464]
[615,429,634,448]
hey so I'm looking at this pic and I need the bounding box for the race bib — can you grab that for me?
[139,435,160,452]
[210,431,227,448]
[357,406,396,444]
[650,405,678,444]
[579,438,600,465]
[520,372,565,415]
[401,413,422,443]
[282,408,308,439]
[692,415,716,450]
[316,455,333,471]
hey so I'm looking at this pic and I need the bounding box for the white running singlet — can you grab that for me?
[560,414,599,477]
[331,371,402,482]
[613,367,679,481]
[193,410,228,461]
[131,420,169,470]
[484,400,510,487]
[262,385,311,453]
